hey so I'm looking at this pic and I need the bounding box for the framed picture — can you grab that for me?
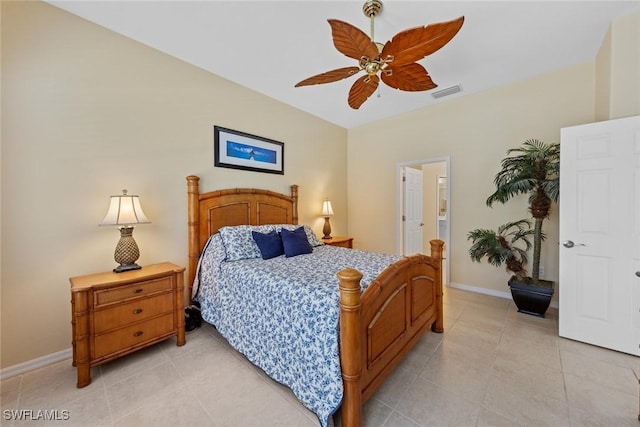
[214,126,284,175]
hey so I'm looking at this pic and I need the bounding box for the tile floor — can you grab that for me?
[1,287,638,426]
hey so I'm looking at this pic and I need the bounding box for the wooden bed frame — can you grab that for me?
[186,175,444,426]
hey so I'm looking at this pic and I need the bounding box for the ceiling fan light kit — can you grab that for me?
[295,0,464,109]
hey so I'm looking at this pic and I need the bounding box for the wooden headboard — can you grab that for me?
[186,175,299,288]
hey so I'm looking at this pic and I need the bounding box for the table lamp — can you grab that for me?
[321,199,334,239]
[100,189,151,272]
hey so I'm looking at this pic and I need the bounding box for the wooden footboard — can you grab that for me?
[338,240,444,427]
[186,175,444,427]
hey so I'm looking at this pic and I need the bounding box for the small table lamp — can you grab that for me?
[321,199,334,239]
[100,189,151,273]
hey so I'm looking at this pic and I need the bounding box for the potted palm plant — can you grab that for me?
[467,139,560,317]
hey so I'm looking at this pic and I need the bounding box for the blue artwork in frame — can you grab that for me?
[214,126,284,175]
[226,140,277,164]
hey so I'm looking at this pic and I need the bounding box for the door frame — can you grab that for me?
[396,156,451,285]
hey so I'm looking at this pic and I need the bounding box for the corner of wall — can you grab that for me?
[609,10,640,119]
[594,24,612,122]
[596,9,640,121]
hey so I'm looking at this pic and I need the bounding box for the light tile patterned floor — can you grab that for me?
[2,287,638,426]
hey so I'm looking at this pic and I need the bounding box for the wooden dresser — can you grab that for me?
[70,262,185,388]
[322,236,353,248]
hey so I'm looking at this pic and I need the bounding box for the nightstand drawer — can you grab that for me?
[322,236,353,249]
[94,276,173,307]
[93,293,174,334]
[93,312,175,359]
[329,239,352,248]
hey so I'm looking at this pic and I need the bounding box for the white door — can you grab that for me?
[559,115,640,356]
[403,167,424,255]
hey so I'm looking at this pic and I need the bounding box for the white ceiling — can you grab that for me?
[48,1,640,129]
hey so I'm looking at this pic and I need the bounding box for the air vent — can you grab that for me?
[431,85,462,99]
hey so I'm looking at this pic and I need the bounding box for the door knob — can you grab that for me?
[635,271,640,278]
[563,240,586,248]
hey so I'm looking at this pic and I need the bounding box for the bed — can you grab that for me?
[186,175,444,427]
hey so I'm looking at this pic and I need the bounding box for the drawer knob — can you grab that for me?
[133,288,144,294]
[133,331,144,337]
[133,309,143,315]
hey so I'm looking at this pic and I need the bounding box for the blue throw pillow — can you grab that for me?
[251,230,284,260]
[280,227,313,257]
[276,224,324,247]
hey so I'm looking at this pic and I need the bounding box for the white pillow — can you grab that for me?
[218,225,276,261]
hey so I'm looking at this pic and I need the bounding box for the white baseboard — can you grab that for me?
[0,348,72,381]
[448,282,559,309]
[1,282,560,381]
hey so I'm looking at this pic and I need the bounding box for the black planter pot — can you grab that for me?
[508,276,554,317]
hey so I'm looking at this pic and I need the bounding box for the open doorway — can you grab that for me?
[397,156,450,286]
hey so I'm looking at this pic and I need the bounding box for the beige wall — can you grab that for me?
[1,1,347,368]
[348,62,596,295]
[2,2,638,370]
[595,22,613,121]
[609,10,640,119]
[595,10,640,121]
[348,8,639,298]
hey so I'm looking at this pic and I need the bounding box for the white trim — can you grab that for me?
[0,348,72,381]
[448,282,559,309]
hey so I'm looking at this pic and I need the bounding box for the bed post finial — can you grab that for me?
[337,267,363,427]
[187,176,201,305]
[429,239,445,333]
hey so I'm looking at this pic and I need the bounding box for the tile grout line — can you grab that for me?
[98,364,115,426]
[165,346,220,427]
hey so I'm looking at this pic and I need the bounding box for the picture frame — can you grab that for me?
[214,126,284,175]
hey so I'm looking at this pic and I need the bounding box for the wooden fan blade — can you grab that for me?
[328,19,379,61]
[381,16,464,67]
[381,63,436,92]
[348,74,379,109]
[295,67,361,87]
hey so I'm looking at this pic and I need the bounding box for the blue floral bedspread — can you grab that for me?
[193,234,400,426]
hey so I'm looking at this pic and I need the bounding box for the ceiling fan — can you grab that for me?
[295,0,464,110]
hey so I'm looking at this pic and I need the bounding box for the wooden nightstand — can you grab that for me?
[322,236,353,249]
[70,262,186,388]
